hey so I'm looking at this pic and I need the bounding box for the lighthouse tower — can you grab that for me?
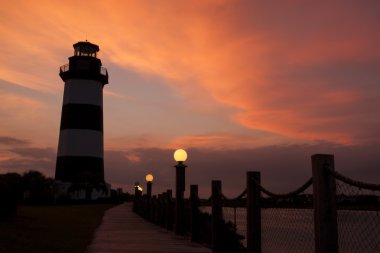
[55,41,108,189]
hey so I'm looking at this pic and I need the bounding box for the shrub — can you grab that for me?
[0,173,22,219]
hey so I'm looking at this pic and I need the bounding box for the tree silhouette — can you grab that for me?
[0,173,22,218]
[22,170,54,204]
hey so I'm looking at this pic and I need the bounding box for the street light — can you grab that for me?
[146,174,154,182]
[134,181,140,193]
[174,148,187,235]
[134,182,143,196]
[146,174,154,198]
[133,181,141,213]
[174,149,187,193]
[174,149,187,163]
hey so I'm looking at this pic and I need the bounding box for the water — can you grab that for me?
[200,207,380,253]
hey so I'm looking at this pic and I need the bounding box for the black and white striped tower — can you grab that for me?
[55,41,108,184]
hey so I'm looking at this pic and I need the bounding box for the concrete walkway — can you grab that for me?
[87,203,212,253]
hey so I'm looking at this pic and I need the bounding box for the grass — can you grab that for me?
[0,204,115,253]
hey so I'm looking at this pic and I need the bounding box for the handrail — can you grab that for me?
[326,167,380,191]
[60,64,69,73]
[221,189,247,201]
[256,178,313,198]
[100,67,108,76]
[59,64,108,77]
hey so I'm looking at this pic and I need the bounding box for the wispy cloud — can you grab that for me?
[101,1,380,145]
[1,1,380,187]
[0,144,55,176]
[0,136,29,146]
[1,1,379,146]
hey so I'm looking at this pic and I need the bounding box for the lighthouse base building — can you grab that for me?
[54,41,110,200]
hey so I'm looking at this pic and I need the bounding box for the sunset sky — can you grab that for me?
[1,1,379,196]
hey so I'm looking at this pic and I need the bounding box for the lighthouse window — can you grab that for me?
[74,43,98,57]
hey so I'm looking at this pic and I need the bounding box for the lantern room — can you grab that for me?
[73,41,99,57]
[59,41,108,85]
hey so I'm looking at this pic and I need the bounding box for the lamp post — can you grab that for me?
[145,174,154,221]
[134,181,141,196]
[146,174,154,198]
[174,149,187,235]
[133,181,142,213]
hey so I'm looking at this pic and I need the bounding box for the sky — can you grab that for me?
[0,0,380,197]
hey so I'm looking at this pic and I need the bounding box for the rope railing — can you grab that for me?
[327,165,380,253]
[199,195,212,206]
[199,187,246,206]
[132,155,379,253]
[255,178,313,198]
[221,189,247,201]
[326,167,380,191]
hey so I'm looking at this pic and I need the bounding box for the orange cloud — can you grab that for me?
[169,131,293,150]
[1,1,379,148]
[0,89,59,147]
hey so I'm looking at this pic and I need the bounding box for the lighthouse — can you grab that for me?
[55,41,108,197]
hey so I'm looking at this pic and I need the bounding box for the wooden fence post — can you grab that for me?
[146,182,152,220]
[152,195,157,224]
[146,192,151,221]
[247,171,261,253]
[157,193,162,225]
[190,184,200,242]
[312,154,338,253]
[212,180,223,252]
[166,189,173,230]
[161,192,167,227]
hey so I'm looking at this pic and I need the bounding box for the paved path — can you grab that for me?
[87,203,212,253]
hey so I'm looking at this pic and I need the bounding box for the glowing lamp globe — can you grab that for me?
[137,186,143,192]
[146,174,154,182]
[174,149,187,162]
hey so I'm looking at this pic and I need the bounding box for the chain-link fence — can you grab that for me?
[261,207,314,253]
[220,189,247,248]
[258,179,315,253]
[133,154,379,253]
[330,169,380,253]
[223,207,247,244]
